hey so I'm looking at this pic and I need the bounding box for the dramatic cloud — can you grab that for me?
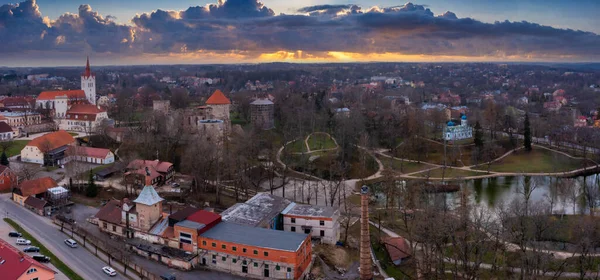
[1,0,600,64]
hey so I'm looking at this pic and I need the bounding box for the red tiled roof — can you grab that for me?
[206,90,231,105]
[26,130,75,151]
[0,122,12,133]
[128,160,173,173]
[383,237,412,262]
[0,239,56,279]
[24,196,48,210]
[67,104,106,114]
[186,210,221,227]
[37,90,86,101]
[16,177,58,197]
[68,146,112,159]
[95,200,124,224]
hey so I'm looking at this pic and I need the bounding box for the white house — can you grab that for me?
[281,203,340,245]
[67,146,115,165]
[59,104,108,133]
[20,130,75,165]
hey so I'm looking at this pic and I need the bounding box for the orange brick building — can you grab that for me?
[0,165,16,191]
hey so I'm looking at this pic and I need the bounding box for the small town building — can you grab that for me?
[250,98,275,130]
[281,203,340,245]
[134,185,165,231]
[383,237,412,265]
[36,89,87,117]
[125,160,174,187]
[0,165,17,192]
[0,121,14,140]
[12,177,58,207]
[0,239,57,280]
[443,114,473,141]
[205,90,231,134]
[20,130,75,165]
[220,193,291,229]
[0,111,42,131]
[67,146,115,164]
[59,104,109,133]
[24,196,51,216]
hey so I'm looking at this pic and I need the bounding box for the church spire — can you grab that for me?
[84,56,91,77]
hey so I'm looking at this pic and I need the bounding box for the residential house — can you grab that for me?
[281,203,340,245]
[383,237,412,265]
[125,160,174,187]
[12,177,57,207]
[0,165,17,191]
[0,111,42,131]
[0,239,57,280]
[24,196,51,216]
[0,96,35,111]
[20,130,75,165]
[59,104,109,133]
[543,101,562,112]
[67,146,115,164]
[0,121,14,140]
[575,116,588,127]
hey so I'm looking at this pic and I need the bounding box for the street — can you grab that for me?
[0,193,124,279]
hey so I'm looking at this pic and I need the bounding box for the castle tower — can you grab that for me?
[132,167,164,231]
[81,56,96,105]
[359,185,373,280]
[206,90,231,134]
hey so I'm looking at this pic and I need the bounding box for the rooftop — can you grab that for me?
[15,177,58,197]
[133,186,164,206]
[68,146,111,159]
[95,200,123,224]
[206,90,231,105]
[38,89,86,101]
[175,220,206,231]
[220,193,291,227]
[250,99,274,105]
[0,122,12,133]
[281,203,337,218]
[26,130,74,151]
[201,222,308,252]
[67,104,106,114]
[0,239,56,279]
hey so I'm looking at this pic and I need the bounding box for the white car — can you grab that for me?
[102,266,117,277]
[16,238,31,245]
[64,239,78,248]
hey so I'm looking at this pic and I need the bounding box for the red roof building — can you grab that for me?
[67,146,115,165]
[0,239,56,280]
[37,90,86,101]
[25,130,75,151]
[0,165,16,192]
[383,237,412,265]
[125,160,175,186]
[206,90,231,105]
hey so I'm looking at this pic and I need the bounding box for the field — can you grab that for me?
[5,140,29,157]
[376,154,433,174]
[307,133,337,151]
[287,139,307,153]
[475,148,592,173]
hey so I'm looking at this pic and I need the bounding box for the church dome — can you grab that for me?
[447,121,455,126]
[461,115,467,120]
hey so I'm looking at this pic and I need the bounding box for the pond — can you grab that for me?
[372,174,600,215]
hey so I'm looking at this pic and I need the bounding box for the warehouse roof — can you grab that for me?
[201,222,307,252]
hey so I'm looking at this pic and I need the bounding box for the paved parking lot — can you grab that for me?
[0,218,69,280]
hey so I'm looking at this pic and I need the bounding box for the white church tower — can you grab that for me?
[81,57,96,105]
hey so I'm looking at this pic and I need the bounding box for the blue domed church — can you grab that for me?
[443,114,473,141]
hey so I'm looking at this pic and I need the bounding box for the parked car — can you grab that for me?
[8,231,22,237]
[64,239,78,248]
[102,266,117,277]
[16,239,31,245]
[32,255,50,263]
[160,274,176,280]
[23,246,40,253]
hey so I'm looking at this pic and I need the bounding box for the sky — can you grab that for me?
[1,0,600,66]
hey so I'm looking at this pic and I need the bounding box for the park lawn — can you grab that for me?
[5,140,29,157]
[4,218,85,280]
[377,155,432,174]
[398,140,479,167]
[475,148,592,173]
[307,133,337,151]
[287,139,307,153]
[414,167,485,179]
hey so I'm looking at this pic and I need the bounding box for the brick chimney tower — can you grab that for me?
[359,185,372,280]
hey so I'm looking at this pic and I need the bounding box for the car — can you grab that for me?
[32,255,51,263]
[8,231,22,237]
[160,274,176,280]
[102,266,117,277]
[23,246,40,253]
[16,239,31,245]
[64,239,78,248]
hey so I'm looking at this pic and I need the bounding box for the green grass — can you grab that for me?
[414,167,485,178]
[91,162,114,174]
[68,132,78,136]
[307,133,337,151]
[474,148,592,173]
[377,154,432,174]
[4,218,85,280]
[287,139,307,153]
[5,140,29,157]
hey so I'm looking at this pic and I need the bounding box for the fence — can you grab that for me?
[54,220,161,280]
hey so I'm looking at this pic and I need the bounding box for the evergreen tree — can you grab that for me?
[524,113,532,151]
[474,121,484,148]
[0,151,9,166]
[86,169,98,197]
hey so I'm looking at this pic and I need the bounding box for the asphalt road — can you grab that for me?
[0,194,124,280]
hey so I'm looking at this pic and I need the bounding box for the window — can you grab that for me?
[27,268,37,274]
[212,242,216,247]
[264,264,269,269]
[112,225,116,231]
[202,241,207,246]
[212,255,216,264]
[291,218,296,223]
[222,244,226,249]
[254,262,258,267]
[320,230,325,237]
[304,228,311,234]
[232,246,237,251]
[242,248,247,253]
[253,250,258,255]
[264,251,268,257]
[222,256,226,261]
[287,267,292,272]
[320,220,325,226]
[291,226,296,232]
[103,223,107,229]
[276,265,280,271]
[242,260,247,265]
[232,259,237,263]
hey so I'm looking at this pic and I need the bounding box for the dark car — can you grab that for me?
[160,274,176,280]
[8,231,22,237]
[32,255,51,263]
[23,246,40,253]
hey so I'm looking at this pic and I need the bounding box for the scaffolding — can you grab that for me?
[47,186,71,210]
